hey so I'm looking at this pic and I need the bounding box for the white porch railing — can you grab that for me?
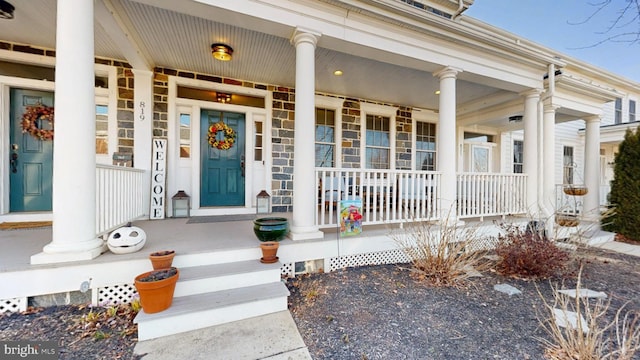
[456,173,528,219]
[316,168,442,228]
[96,164,146,236]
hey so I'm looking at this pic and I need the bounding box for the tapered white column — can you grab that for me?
[542,103,559,217]
[583,115,601,221]
[32,0,103,264]
[434,66,461,221]
[522,90,541,214]
[289,28,323,241]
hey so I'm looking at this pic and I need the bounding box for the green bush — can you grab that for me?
[603,127,640,242]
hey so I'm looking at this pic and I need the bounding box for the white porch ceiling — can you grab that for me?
[0,0,538,126]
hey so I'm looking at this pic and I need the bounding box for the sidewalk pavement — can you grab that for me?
[133,310,311,360]
[593,240,640,257]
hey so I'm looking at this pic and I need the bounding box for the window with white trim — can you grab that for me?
[563,146,574,184]
[513,140,523,174]
[179,113,191,158]
[255,119,263,161]
[415,122,436,170]
[630,100,636,122]
[365,114,390,169]
[315,108,335,167]
[95,104,108,155]
[615,98,622,124]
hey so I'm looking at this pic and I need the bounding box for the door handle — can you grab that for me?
[240,156,245,177]
[10,153,17,173]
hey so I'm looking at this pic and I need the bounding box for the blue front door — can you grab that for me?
[9,89,54,212]
[200,110,245,206]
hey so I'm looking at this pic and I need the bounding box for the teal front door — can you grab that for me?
[200,110,245,206]
[9,89,54,212]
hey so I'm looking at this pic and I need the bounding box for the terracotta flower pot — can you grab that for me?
[134,267,179,314]
[555,214,579,227]
[149,250,175,270]
[259,241,280,264]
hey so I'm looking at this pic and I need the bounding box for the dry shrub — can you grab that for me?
[392,217,492,287]
[537,270,640,359]
[495,223,571,279]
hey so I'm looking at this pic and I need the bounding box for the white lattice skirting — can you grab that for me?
[330,248,410,271]
[0,297,27,314]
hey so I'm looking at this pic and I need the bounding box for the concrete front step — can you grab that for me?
[174,260,281,297]
[135,281,290,340]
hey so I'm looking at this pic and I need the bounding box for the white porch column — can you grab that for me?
[289,28,323,241]
[583,115,601,221]
[542,103,559,217]
[32,0,103,264]
[522,89,541,214]
[133,69,154,217]
[434,66,461,221]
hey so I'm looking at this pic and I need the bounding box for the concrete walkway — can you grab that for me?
[593,240,640,257]
[133,310,311,360]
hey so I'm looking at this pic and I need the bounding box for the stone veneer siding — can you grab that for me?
[2,42,417,213]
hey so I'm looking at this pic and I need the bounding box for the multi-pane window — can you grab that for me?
[513,140,523,173]
[315,108,335,167]
[179,113,191,158]
[563,146,574,184]
[415,122,436,170]
[615,98,622,124]
[630,100,636,122]
[365,115,390,169]
[254,120,263,161]
[95,104,108,155]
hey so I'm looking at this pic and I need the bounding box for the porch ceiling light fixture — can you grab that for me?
[211,43,233,61]
[216,92,232,103]
[333,70,343,76]
[0,0,15,19]
[509,115,523,123]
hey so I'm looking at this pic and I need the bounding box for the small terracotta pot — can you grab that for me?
[149,250,175,270]
[134,267,179,314]
[260,241,280,264]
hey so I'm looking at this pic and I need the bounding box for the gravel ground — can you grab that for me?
[286,247,640,360]
[0,246,638,360]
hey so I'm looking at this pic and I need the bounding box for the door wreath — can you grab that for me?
[207,121,236,150]
[21,104,54,141]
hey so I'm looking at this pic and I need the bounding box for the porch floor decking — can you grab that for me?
[0,214,397,272]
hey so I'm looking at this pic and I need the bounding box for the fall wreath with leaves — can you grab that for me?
[21,104,54,141]
[207,121,236,150]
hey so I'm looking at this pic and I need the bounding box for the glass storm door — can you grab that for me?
[200,110,245,206]
[9,88,54,212]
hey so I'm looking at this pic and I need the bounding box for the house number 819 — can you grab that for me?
[139,101,145,121]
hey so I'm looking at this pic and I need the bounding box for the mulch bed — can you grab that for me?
[0,246,638,360]
[286,247,640,360]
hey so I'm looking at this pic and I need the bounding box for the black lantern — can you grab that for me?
[256,190,271,214]
[172,190,190,218]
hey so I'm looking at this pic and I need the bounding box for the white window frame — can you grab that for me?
[315,95,343,168]
[360,102,397,170]
[412,109,438,171]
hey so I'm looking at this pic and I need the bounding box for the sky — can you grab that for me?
[465,0,640,83]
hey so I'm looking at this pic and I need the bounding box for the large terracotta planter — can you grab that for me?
[134,267,179,314]
[149,250,175,270]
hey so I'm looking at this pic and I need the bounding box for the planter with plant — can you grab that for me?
[134,267,179,314]
[253,217,289,263]
[149,250,175,270]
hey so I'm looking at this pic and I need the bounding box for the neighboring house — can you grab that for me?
[0,0,639,334]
